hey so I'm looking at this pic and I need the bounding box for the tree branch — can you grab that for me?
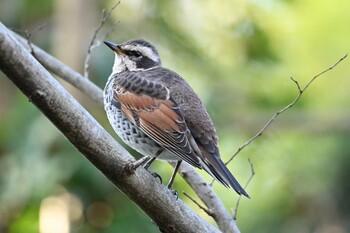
[84,1,120,79]
[0,22,220,233]
[179,163,241,233]
[10,29,241,232]
[13,30,104,105]
[183,192,211,215]
[225,54,348,165]
[233,159,255,220]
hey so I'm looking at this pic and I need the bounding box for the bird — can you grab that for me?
[103,38,249,198]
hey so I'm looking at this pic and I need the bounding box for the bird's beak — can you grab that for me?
[104,41,123,55]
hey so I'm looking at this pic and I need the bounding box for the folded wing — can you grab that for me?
[111,72,201,168]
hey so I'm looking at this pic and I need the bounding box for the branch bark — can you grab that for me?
[0,22,221,233]
[9,27,242,232]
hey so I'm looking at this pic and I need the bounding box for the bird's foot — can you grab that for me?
[124,156,150,175]
[124,157,163,184]
[167,187,179,200]
[149,171,162,184]
[165,160,181,200]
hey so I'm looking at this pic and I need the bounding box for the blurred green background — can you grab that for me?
[1,0,349,232]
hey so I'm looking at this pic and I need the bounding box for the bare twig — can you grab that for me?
[225,54,348,165]
[179,163,240,233]
[183,192,212,216]
[290,77,302,92]
[233,158,255,220]
[11,20,347,233]
[14,23,48,55]
[84,1,120,78]
[102,21,119,40]
[0,22,219,233]
[9,24,237,232]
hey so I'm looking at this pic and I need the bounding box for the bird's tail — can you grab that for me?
[201,154,250,198]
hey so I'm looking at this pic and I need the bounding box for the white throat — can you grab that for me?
[112,54,139,74]
[112,54,126,74]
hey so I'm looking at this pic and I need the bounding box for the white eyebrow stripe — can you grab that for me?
[122,45,160,63]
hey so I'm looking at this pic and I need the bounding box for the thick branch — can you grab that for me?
[0,22,219,233]
[13,31,104,105]
[10,30,240,232]
[179,163,241,233]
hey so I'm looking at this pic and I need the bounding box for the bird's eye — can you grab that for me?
[124,50,142,59]
[133,51,142,58]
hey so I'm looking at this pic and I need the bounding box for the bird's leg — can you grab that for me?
[125,156,151,175]
[124,150,163,182]
[143,156,157,170]
[142,156,162,183]
[130,156,151,169]
[167,161,182,197]
[128,149,161,171]
[142,150,163,183]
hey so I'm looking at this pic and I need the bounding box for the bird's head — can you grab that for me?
[104,39,162,74]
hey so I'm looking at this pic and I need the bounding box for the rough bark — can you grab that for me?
[0,20,243,233]
[0,22,222,233]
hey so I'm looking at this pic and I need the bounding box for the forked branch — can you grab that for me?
[8,20,347,233]
[0,22,219,233]
[233,158,255,220]
[225,54,348,165]
[84,1,120,78]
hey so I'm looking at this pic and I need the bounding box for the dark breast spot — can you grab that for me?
[147,82,154,88]
[124,82,131,89]
[130,85,138,92]
[111,99,121,109]
[141,79,148,86]
[120,79,127,86]
[134,77,142,84]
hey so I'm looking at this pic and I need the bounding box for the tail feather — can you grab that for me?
[188,135,250,198]
[201,154,250,198]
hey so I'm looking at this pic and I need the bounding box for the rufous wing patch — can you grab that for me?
[115,89,201,167]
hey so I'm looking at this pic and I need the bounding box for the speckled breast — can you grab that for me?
[103,80,160,158]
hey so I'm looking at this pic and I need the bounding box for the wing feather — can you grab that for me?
[112,73,201,168]
[107,69,249,197]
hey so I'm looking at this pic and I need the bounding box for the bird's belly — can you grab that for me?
[156,150,180,161]
[105,103,179,161]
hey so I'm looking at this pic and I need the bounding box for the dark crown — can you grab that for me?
[120,39,162,69]
[117,39,161,70]
[122,39,159,56]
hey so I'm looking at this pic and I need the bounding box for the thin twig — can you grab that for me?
[290,77,302,92]
[233,158,255,220]
[183,192,212,216]
[24,30,34,54]
[225,54,348,165]
[84,1,120,79]
[18,23,47,55]
[102,21,119,41]
[11,23,346,232]
[1,22,220,233]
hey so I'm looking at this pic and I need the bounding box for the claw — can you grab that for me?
[130,156,151,170]
[169,188,179,200]
[124,156,154,175]
[149,171,162,184]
